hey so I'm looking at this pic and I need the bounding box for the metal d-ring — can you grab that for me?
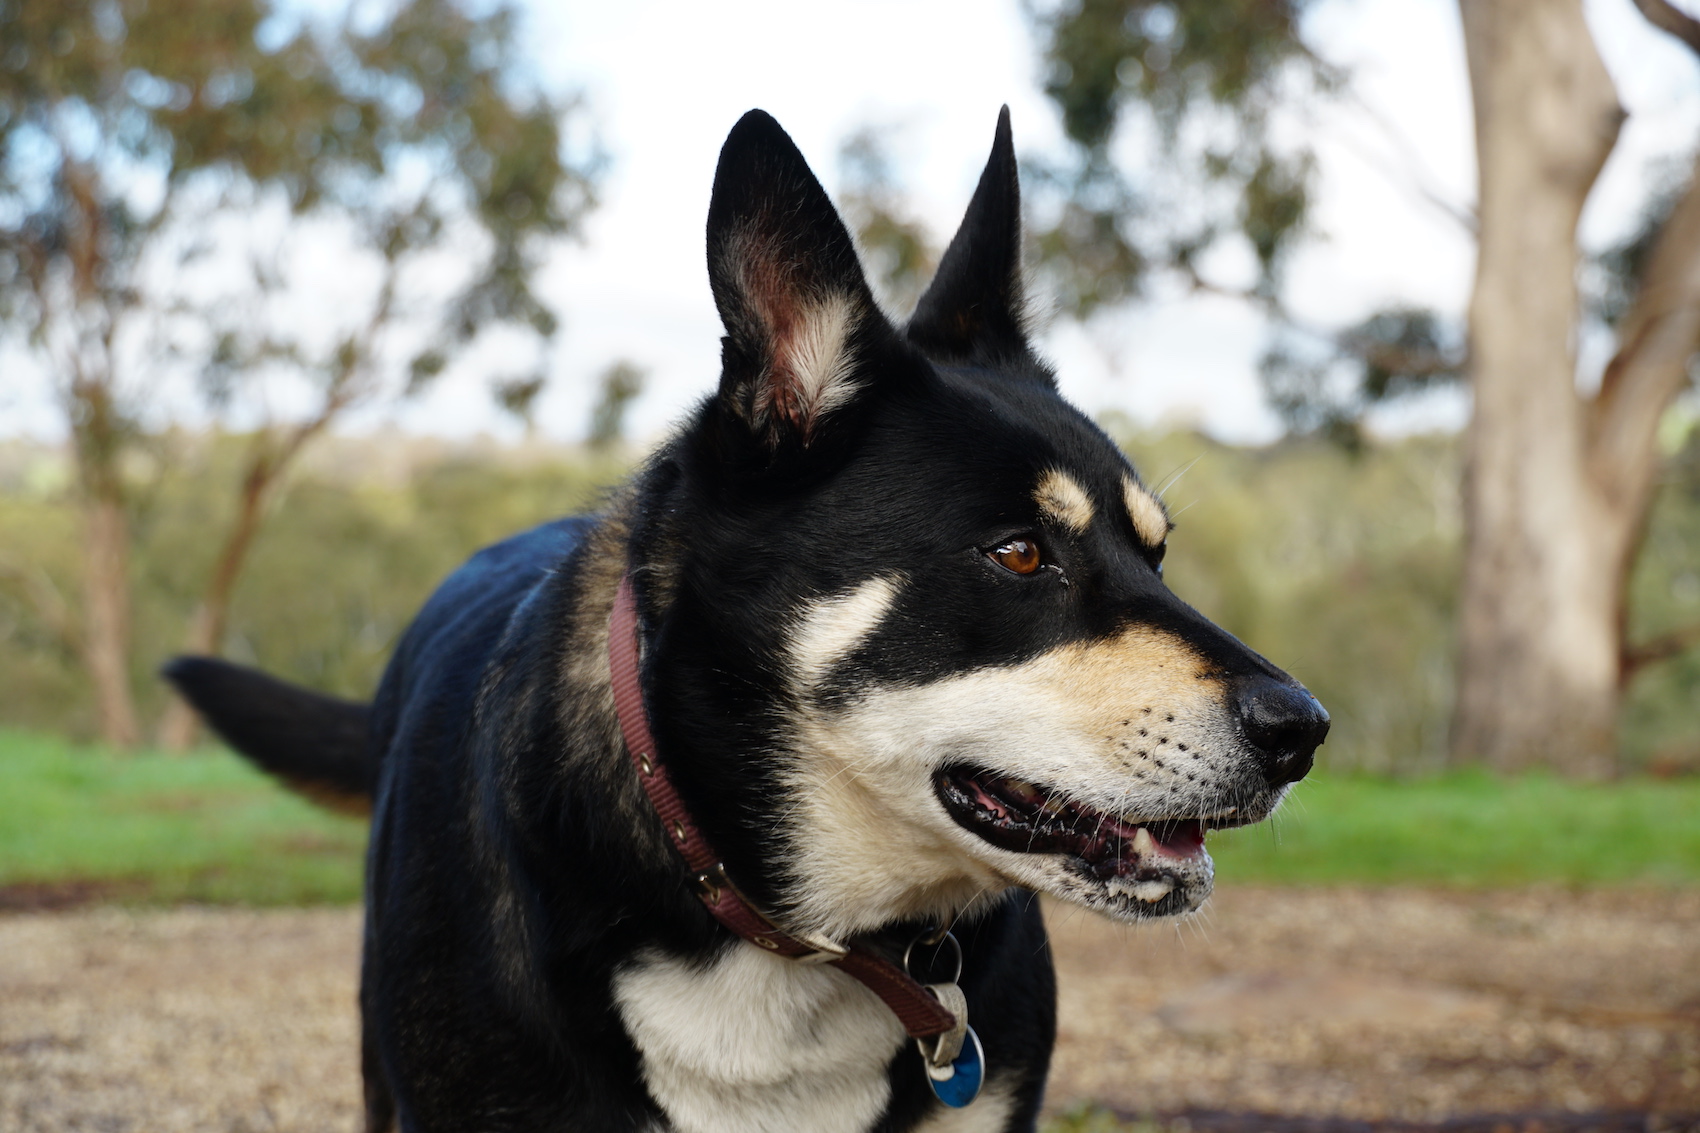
[903,926,963,986]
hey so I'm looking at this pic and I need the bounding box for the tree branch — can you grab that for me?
[1174,259,1273,310]
[173,242,401,660]
[1334,89,1479,235]
[157,256,395,750]
[1632,0,1700,58]
[1176,260,1464,388]
[1623,620,1700,681]
[1587,150,1700,511]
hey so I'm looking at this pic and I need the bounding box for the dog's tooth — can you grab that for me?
[1003,779,1042,803]
[1131,827,1157,857]
[1133,878,1174,903]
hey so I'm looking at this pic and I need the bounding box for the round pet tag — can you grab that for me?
[924,1024,984,1108]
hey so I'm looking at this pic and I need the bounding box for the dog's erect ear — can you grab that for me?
[906,106,1031,365]
[707,110,893,447]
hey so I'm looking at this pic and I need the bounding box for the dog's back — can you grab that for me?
[166,517,593,815]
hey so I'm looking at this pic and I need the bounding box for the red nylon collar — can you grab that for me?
[608,573,958,1040]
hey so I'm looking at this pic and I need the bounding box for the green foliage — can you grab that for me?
[1026,173,1147,316]
[1,0,605,746]
[1030,0,1329,315]
[1111,422,1463,772]
[0,0,601,464]
[1623,423,1700,771]
[0,728,366,904]
[1260,308,1468,442]
[1108,421,1700,772]
[1,425,1697,769]
[1042,0,1314,151]
[492,372,548,432]
[0,436,628,729]
[1030,4,1470,439]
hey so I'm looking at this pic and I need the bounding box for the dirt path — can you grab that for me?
[1047,887,1700,1124]
[2,887,1696,1131]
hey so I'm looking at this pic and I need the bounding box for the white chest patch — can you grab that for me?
[612,940,906,1133]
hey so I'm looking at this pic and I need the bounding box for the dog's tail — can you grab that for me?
[162,656,376,815]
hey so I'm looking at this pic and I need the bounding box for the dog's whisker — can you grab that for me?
[1152,455,1202,500]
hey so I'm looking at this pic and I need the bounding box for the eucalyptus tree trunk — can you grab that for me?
[81,489,140,748]
[59,156,142,751]
[68,355,139,748]
[1452,0,1626,776]
[1454,0,1700,776]
[72,393,140,749]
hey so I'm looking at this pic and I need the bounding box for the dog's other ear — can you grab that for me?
[707,110,894,448]
[906,106,1035,368]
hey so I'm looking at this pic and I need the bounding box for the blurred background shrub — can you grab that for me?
[1110,422,1462,775]
[0,433,628,733]
[4,422,1696,775]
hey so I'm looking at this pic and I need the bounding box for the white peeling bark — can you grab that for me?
[1452,0,1626,776]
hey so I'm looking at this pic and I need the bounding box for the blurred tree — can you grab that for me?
[1031,0,1334,317]
[1260,307,1467,448]
[0,0,599,747]
[1448,0,1700,776]
[1033,0,1700,775]
[837,126,937,316]
[586,360,644,450]
[493,372,548,438]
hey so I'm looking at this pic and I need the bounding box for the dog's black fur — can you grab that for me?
[167,109,1327,1133]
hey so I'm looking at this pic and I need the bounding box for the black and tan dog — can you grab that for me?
[167,108,1328,1133]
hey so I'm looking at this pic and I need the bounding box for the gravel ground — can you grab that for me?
[1047,886,1700,1123]
[1,887,1696,1131]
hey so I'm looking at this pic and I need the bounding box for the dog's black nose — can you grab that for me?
[1230,676,1329,787]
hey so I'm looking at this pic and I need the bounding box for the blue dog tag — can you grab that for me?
[925,1025,984,1108]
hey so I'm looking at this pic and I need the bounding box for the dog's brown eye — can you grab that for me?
[991,539,1042,575]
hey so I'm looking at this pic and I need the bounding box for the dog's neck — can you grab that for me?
[566,468,993,946]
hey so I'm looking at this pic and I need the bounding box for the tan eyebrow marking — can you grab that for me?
[1122,475,1171,548]
[1034,469,1095,534]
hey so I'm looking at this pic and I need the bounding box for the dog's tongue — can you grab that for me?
[953,771,1207,874]
[1090,816,1206,870]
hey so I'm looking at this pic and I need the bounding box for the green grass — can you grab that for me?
[1210,767,1700,886]
[0,729,366,905]
[2,730,1697,907]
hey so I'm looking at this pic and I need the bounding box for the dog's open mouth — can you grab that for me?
[933,766,1234,881]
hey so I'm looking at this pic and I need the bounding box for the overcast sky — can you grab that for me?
[4,0,1697,445]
